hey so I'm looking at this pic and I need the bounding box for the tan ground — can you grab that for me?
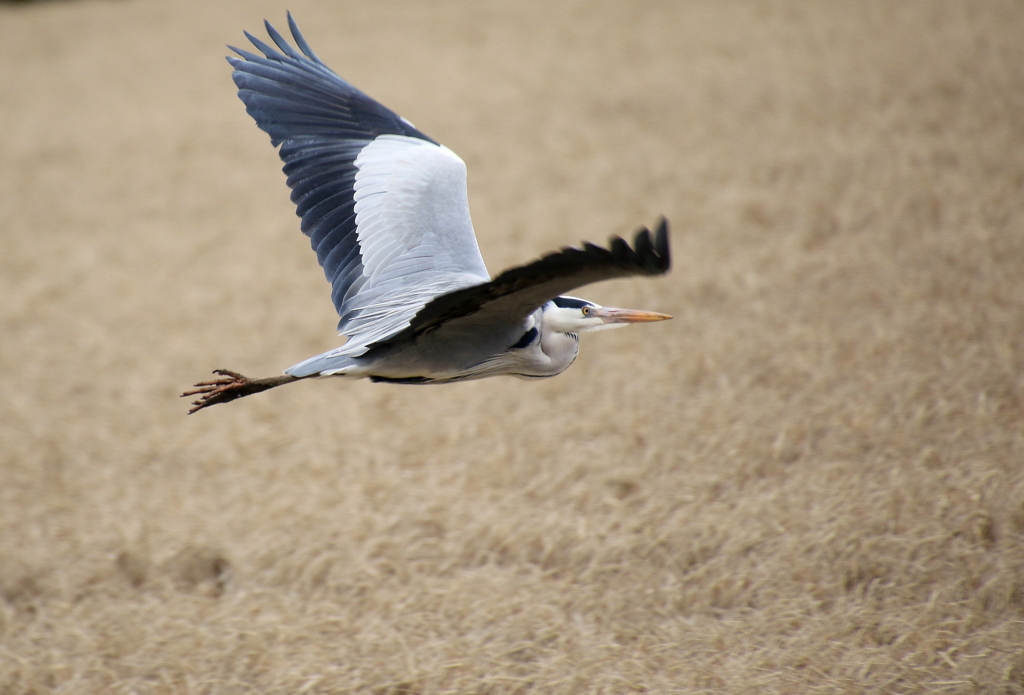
[1,0,1023,692]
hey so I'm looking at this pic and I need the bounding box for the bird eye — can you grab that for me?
[582,307,591,315]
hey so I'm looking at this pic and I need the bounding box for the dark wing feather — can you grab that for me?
[372,218,671,347]
[227,13,436,315]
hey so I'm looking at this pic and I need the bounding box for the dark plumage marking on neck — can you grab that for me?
[510,326,539,349]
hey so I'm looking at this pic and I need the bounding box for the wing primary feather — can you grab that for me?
[654,217,670,261]
[264,19,305,61]
[243,31,288,62]
[226,47,263,63]
[609,236,631,259]
[287,11,323,64]
[633,228,653,259]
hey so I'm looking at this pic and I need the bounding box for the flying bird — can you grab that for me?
[183,14,671,414]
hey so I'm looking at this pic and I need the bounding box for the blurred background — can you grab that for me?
[1,1,1022,692]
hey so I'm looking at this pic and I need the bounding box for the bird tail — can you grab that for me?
[284,350,362,378]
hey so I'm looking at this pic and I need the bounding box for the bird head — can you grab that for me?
[542,296,671,334]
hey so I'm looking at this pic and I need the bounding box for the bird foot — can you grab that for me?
[182,369,298,414]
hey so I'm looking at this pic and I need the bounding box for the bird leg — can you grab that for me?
[182,369,300,414]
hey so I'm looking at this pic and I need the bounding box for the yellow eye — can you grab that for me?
[582,307,591,315]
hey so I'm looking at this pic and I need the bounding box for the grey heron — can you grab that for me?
[183,14,672,414]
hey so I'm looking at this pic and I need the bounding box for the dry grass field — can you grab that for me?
[1,0,1023,692]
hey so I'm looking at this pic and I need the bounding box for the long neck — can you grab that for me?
[539,329,580,374]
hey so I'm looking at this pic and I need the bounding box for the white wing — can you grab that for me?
[228,15,490,359]
[337,135,490,354]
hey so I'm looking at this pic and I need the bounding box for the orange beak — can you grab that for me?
[594,307,673,324]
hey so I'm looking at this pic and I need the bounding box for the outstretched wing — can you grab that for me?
[228,14,490,356]
[372,218,671,348]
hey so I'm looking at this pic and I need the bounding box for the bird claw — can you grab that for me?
[181,369,253,414]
